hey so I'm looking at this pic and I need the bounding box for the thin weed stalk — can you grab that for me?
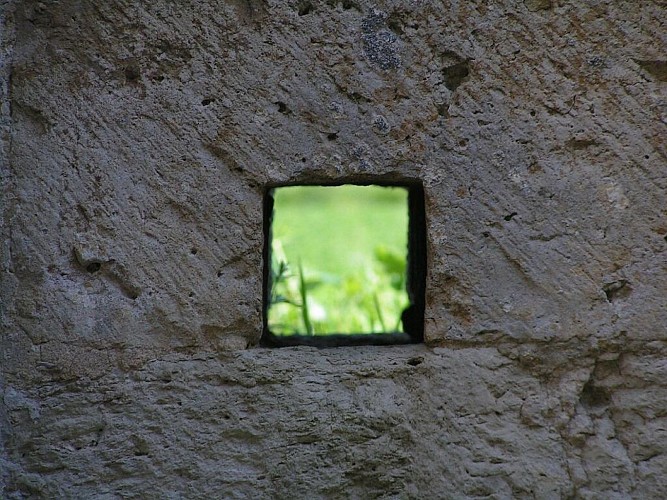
[298,260,314,335]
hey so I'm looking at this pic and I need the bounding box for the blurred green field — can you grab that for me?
[268,185,409,335]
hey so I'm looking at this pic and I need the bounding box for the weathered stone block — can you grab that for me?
[1,0,665,497]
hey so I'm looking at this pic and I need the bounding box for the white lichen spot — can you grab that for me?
[605,182,629,209]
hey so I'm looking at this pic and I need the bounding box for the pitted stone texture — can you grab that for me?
[0,347,583,498]
[4,346,667,498]
[1,0,666,497]
[3,0,666,379]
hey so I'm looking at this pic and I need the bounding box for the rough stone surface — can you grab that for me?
[1,0,666,497]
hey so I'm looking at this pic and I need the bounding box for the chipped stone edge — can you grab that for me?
[0,1,18,495]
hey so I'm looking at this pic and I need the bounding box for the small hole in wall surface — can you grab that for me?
[190,248,198,255]
[124,64,141,82]
[276,101,289,114]
[442,61,470,91]
[201,98,215,106]
[603,279,631,302]
[298,1,313,15]
[580,379,610,408]
[86,262,101,273]
[262,182,426,348]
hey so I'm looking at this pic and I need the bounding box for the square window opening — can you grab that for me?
[261,182,426,347]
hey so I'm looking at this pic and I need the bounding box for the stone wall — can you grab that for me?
[1,0,666,497]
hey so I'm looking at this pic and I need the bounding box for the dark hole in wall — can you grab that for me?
[603,279,631,302]
[580,379,610,408]
[86,262,101,273]
[123,63,141,83]
[298,1,313,15]
[276,101,290,114]
[261,181,426,348]
[442,61,470,91]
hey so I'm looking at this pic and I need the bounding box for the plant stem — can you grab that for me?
[298,260,314,335]
[373,293,387,332]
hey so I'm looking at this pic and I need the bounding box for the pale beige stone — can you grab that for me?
[1,0,666,497]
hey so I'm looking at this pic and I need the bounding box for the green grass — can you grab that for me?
[268,185,409,335]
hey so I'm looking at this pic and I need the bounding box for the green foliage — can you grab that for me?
[374,245,406,290]
[267,185,409,336]
[269,246,409,335]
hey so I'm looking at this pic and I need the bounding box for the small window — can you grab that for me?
[262,182,426,347]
